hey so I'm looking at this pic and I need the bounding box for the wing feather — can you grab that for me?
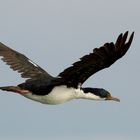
[58,31,134,88]
[0,43,52,81]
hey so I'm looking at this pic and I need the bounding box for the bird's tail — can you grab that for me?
[0,86,20,92]
[0,86,30,94]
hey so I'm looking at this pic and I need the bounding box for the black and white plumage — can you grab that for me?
[0,31,134,104]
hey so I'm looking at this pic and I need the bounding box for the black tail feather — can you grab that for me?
[0,86,21,92]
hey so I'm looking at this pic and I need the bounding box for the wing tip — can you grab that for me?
[119,31,134,57]
[129,31,134,43]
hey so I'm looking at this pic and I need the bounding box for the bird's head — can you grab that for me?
[82,88,120,102]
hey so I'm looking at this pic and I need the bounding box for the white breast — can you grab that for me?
[22,85,78,105]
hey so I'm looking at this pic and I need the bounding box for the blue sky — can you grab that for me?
[0,0,139,140]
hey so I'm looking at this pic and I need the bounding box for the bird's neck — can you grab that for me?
[75,88,102,100]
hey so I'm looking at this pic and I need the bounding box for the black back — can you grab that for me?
[18,77,63,95]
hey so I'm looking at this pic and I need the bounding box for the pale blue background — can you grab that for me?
[0,0,139,140]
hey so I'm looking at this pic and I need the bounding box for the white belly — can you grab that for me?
[22,85,78,105]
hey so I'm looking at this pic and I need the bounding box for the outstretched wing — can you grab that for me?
[58,31,134,88]
[0,43,53,81]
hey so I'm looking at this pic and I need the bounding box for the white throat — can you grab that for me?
[75,88,103,100]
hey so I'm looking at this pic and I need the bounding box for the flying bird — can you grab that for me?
[0,31,134,105]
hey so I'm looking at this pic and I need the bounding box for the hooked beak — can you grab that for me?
[106,95,120,102]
